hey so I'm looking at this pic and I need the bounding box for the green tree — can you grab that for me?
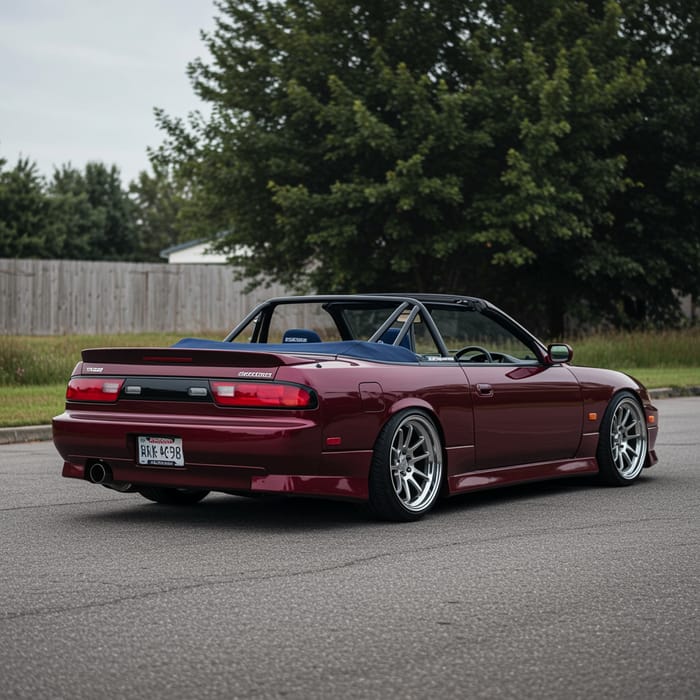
[0,157,53,257]
[155,1,660,333]
[599,0,700,327]
[80,162,139,260]
[46,165,101,259]
[1,158,143,261]
[129,162,190,261]
[47,162,139,261]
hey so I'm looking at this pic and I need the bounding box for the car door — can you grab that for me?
[461,363,582,469]
[427,305,583,470]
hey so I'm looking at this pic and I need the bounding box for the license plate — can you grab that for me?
[137,436,185,467]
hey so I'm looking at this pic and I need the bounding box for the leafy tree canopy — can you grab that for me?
[0,157,184,262]
[129,162,194,260]
[47,162,139,261]
[0,157,52,258]
[155,0,697,334]
[602,0,700,327]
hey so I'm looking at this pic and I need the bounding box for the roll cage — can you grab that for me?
[224,294,549,363]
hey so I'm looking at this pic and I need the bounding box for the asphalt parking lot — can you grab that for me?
[0,397,698,699]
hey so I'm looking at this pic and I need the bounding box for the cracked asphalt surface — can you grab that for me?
[1,398,698,699]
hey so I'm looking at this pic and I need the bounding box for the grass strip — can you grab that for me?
[0,332,220,386]
[613,367,700,389]
[0,384,66,428]
[567,328,700,369]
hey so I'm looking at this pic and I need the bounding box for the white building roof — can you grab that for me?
[160,238,228,264]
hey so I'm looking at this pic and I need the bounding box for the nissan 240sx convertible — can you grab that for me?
[52,294,659,521]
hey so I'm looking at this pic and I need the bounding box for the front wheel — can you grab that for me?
[137,486,210,505]
[597,392,648,486]
[369,411,444,521]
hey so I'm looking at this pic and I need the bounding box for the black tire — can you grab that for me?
[596,391,648,486]
[137,486,210,505]
[368,411,444,522]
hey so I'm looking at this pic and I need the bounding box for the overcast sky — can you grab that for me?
[0,0,216,185]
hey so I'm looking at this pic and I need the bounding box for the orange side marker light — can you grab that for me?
[648,415,656,424]
[588,412,598,421]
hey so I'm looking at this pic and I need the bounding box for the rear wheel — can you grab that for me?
[137,486,209,505]
[369,411,443,521]
[597,392,648,486]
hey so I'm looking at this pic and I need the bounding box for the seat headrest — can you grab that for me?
[379,327,412,350]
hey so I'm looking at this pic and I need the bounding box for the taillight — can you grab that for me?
[210,381,315,408]
[66,377,125,403]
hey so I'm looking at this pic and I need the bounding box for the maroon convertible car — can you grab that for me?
[53,294,659,521]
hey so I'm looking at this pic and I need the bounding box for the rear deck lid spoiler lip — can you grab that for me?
[80,347,312,367]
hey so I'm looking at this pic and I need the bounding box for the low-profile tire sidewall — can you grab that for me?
[596,391,648,487]
[368,410,444,522]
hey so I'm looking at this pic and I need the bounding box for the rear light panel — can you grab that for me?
[210,381,315,408]
[65,376,316,409]
[66,377,125,403]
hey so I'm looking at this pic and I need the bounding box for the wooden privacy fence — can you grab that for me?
[0,259,296,335]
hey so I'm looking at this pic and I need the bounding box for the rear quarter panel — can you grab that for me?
[276,359,475,458]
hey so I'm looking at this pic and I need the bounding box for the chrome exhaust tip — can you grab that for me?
[87,461,110,484]
[86,461,135,492]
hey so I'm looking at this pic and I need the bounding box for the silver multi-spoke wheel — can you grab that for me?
[597,392,648,486]
[389,415,442,512]
[609,397,647,479]
[369,411,443,521]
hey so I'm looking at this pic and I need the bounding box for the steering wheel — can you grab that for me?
[454,345,493,363]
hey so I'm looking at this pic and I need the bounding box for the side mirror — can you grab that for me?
[547,343,573,364]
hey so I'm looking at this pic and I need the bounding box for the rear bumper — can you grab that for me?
[53,410,371,500]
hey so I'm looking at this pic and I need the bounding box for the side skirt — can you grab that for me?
[447,458,599,495]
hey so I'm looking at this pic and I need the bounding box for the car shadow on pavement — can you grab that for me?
[76,492,373,532]
[73,472,657,532]
[439,471,658,514]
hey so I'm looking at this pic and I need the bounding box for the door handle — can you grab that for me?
[476,383,494,397]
